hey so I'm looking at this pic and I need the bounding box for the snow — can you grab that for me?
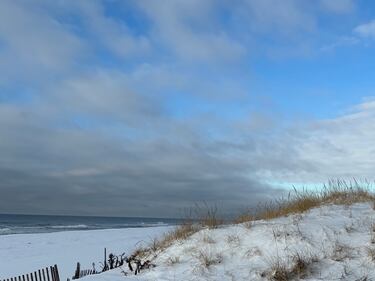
[87,203,375,280]
[0,226,171,280]
[3,203,375,281]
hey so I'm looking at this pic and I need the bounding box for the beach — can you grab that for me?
[0,226,171,280]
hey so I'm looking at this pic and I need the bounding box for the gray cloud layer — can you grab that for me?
[1,0,371,217]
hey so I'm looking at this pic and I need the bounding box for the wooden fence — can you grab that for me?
[69,266,97,280]
[1,265,60,281]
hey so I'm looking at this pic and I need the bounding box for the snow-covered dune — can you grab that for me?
[84,202,375,280]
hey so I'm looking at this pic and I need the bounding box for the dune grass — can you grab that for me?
[251,179,375,221]
[132,179,375,263]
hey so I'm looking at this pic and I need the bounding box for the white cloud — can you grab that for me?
[354,20,375,38]
[136,0,246,62]
[241,0,316,34]
[0,0,85,83]
[50,70,164,126]
[74,1,151,58]
[257,99,375,184]
[320,36,359,52]
[320,0,355,14]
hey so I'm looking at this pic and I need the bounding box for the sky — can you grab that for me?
[1,0,375,217]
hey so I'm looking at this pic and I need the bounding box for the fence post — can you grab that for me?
[73,263,80,280]
[104,248,107,271]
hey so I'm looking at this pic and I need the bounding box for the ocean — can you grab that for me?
[0,213,180,235]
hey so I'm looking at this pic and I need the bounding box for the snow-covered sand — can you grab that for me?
[83,202,375,280]
[0,226,171,280]
[3,203,375,281]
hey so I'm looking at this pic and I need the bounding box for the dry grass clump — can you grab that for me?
[371,233,375,245]
[370,223,375,244]
[266,252,316,281]
[156,222,199,250]
[130,203,225,262]
[234,212,253,224]
[226,234,241,246]
[166,256,180,266]
[195,203,224,229]
[244,247,262,258]
[131,221,199,260]
[195,249,223,269]
[234,211,253,229]
[331,241,353,261]
[252,179,375,221]
[344,223,355,233]
[201,232,216,244]
[267,260,289,281]
[366,247,375,261]
[290,252,316,278]
[131,245,150,259]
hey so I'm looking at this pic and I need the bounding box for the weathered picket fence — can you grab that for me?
[70,248,127,280]
[69,248,153,280]
[70,262,97,280]
[72,268,95,279]
[1,265,60,281]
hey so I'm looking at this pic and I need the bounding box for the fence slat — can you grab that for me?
[50,267,54,281]
[54,265,60,281]
[45,268,50,281]
[42,269,45,281]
